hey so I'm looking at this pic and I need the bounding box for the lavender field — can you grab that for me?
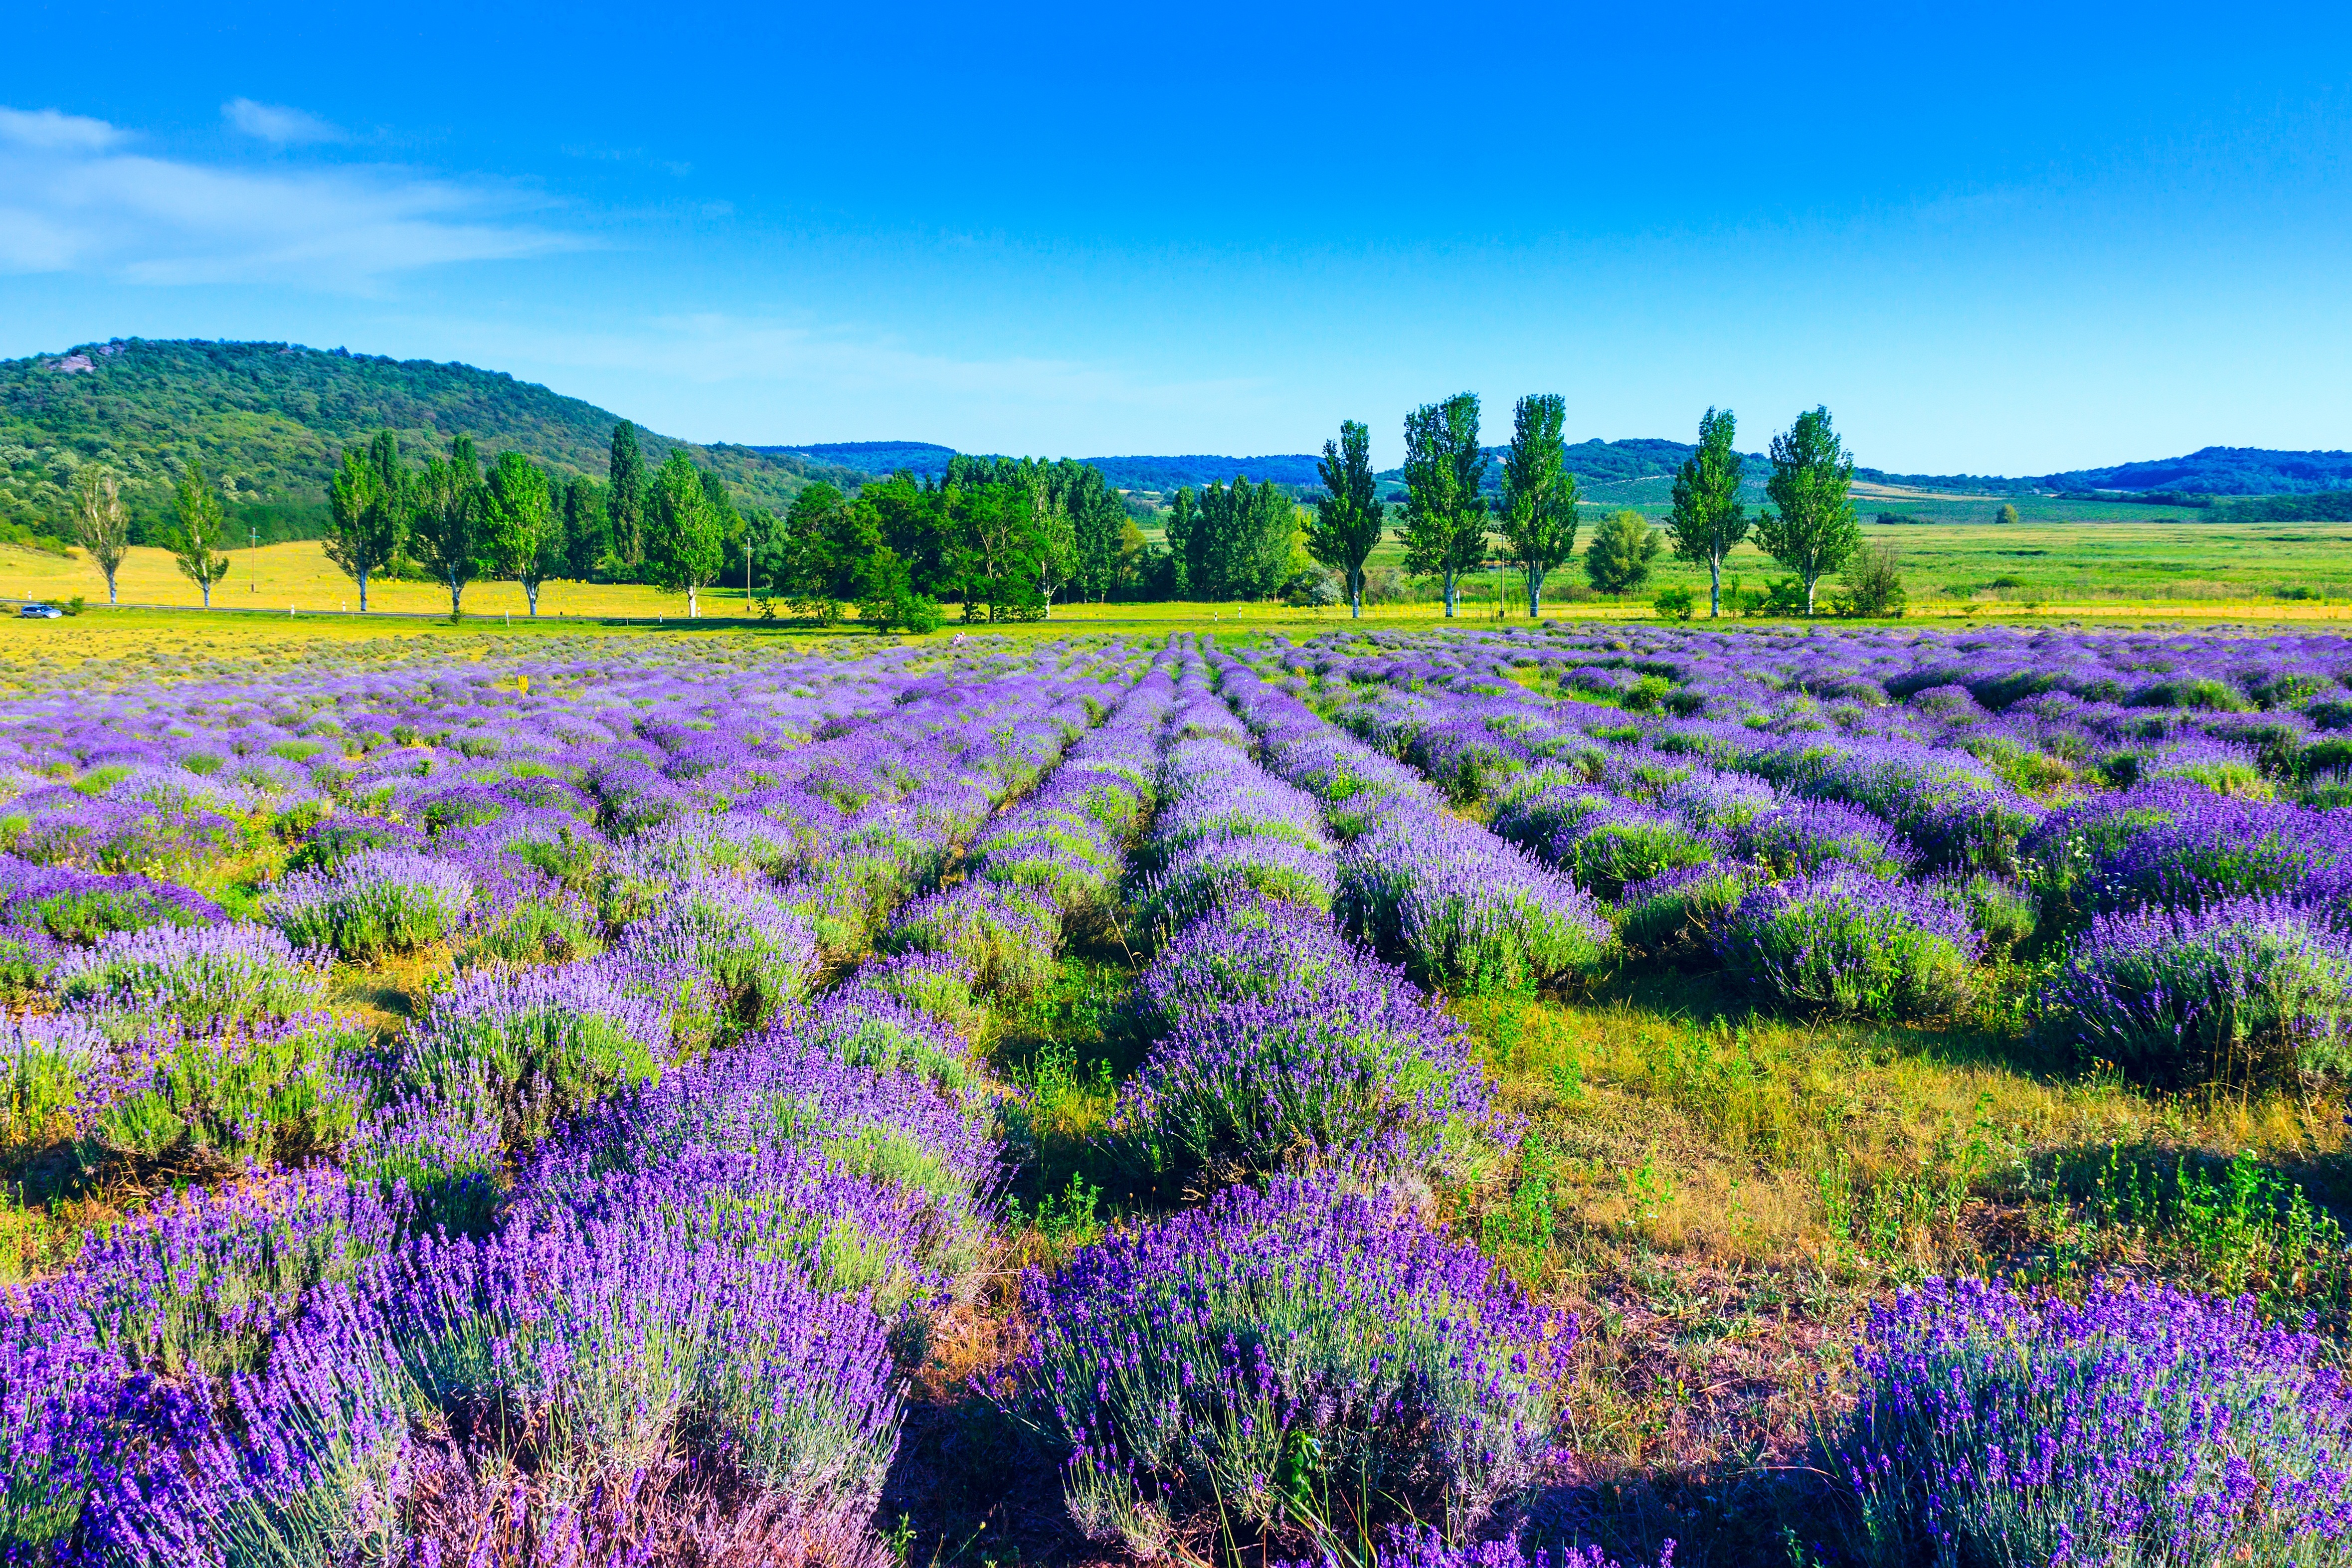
[5,621,2352,1568]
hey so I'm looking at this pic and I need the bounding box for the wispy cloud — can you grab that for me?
[0,106,126,152]
[222,98,346,146]
[0,104,580,288]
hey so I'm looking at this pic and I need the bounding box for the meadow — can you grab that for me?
[3,614,2352,1568]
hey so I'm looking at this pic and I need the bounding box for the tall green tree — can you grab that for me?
[324,430,409,612]
[70,464,131,606]
[482,451,562,616]
[562,476,609,580]
[942,459,1045,621]
[1757,406,1861,615]
[778,481,876,623]
[1398,393,1488,616]
[1191,478,1291,600]
[1494,394,1580,618]
[1309,420,1385,619]
[1663,407,1749,618]
[1583,509,1663,595]
[1040,460,1127,603]
[608,421,647,570]
[1029,471,1078,615]
[645,450,724,616]
[410,436,487,617]
[169,450,233,609]
[1163,487,1200,597]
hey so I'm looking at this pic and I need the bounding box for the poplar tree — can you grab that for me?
[1663,407,1749,617]
[170,451,233,608]
[324,430,408,612]
[1398,393,1487,616]
[70,464,130,606]
[608,421,646,569]
[646,450,723,616]
[483,451,561,616]
[1310,420,1384,618]
[1495,394,1580,618]
[1758,406,1861,615]
[410,436,486,617]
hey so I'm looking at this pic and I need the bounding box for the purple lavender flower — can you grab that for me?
[51,921,329,1025]
[1012,1173,1574,1549]
[1836,1275,2352,1566]
[2037,895,2352,1086]
[1714,870,1981,1020]
[263,847,474,958]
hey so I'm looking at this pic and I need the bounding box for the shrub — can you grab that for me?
[1651,585,1695,621]
[887,879,1061,1003]
[0,1015,106,1152]
[1833,1276,2352,1568]
[1135,835,1336,938]
[80,1014,368,1171]
[611,873,819,1036]
[52,923,328,1025]
[1551,802,1717,899]
[391,962,673,1151]
[1337,814,1608,993]
[0,860,223,944]
[1729,798,1915,878]
[1115,952,1496,1182]
[2035,897,2352,1086]
[1583,510,1662,595]
[1615,861,1755,964]
[264,848,474,959]
[1714,871,1981,1020]
[1126,897,1370,1042]
[1011,1176,1573,1556]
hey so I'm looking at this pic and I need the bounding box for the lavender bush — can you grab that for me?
[1115,917,1498,1180]
[1012,1175,1574,1556]
[51,922,328,1025]
[1338,815,1607,993]
[1834,1276,2352,1567]
[264,846,474,958]
[2036,896,2352,1086]
[1714,871,1981,1020]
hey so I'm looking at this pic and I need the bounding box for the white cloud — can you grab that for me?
[222,98,345,146]
[0,104,580,288]
[0,106,128,152]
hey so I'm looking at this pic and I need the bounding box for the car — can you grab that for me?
[16,603,62,619]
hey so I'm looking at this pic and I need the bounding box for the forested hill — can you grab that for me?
[0,339,860,544]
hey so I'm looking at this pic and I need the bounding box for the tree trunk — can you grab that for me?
[1442,570,1457,617]
[1707,556,1722,618]
[357,566,369,613]
[1804,574,1818,615]
[687,584,699,618]
[1350,565,1362,619]
[200,580,211,609]
[1526,566,1544,619]
[449,577,462,617]
[526,579,539,617]
[105,570,117,607]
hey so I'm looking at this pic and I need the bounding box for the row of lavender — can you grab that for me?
[0,641,1146,1565]
[971,646,1574,1560]
[1225,625,2352,1564]
[1251,625,2352,1089]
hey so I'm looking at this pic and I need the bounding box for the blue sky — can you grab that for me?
[3,0,2348,471]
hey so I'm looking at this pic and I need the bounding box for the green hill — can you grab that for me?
[0,339,859,546]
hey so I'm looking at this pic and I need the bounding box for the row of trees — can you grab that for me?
[320,424,737,616]
[764,455,1142,625]
[1302,396,1863,620]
